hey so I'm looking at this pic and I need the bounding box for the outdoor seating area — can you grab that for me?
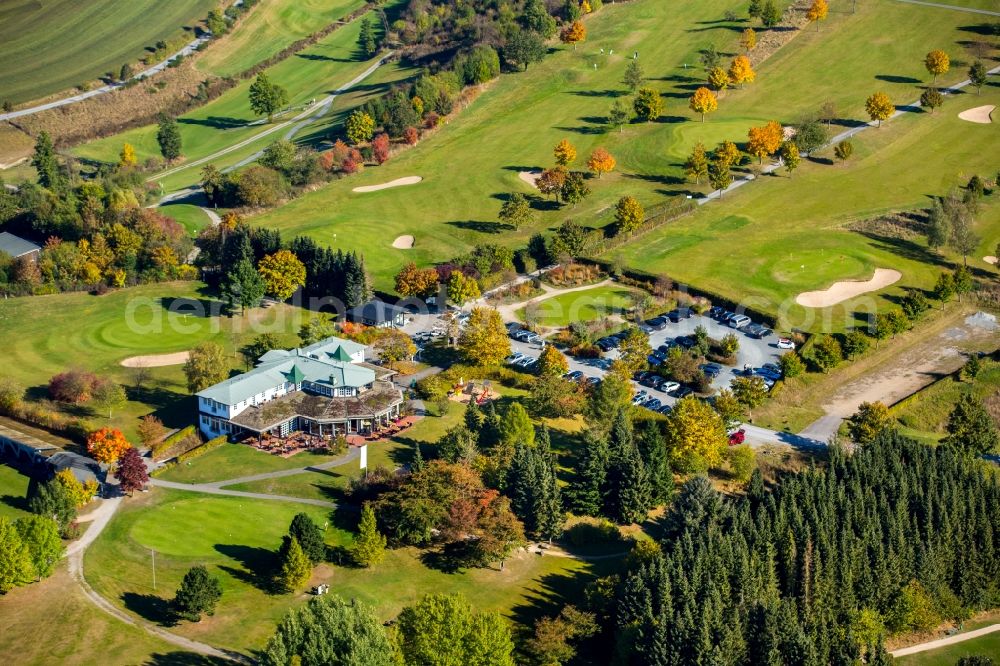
[345,415,419,446]
[250,431,337,458]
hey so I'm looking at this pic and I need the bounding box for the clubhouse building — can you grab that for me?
[196,336,404,440]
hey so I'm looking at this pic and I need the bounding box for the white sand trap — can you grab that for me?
[120,351,190,367]
[795,268,902,308]
[352,176,422,193]
[985,255,998,265]
[958,105,995,124]
[519,170,542,187]
[393,235,414,249]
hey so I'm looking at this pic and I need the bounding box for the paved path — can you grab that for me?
[66,488,248,662]
[156,53,393,204]
[890,624,1000,657]
[893,0,1000,16]
[700,62,1000,205]
[0,0,245,122]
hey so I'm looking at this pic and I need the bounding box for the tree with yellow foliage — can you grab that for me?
[865,91,894,127]
[560,21,586,49]
[689,87,718,122]
[806,0,828,30]
[257,249,306,301]
[707,66,730,93]
[587,148,616,178]
[554,139,577,167]
[739,28,757,53]
[55,469,99,508]
[614,195,644,235]
[538,345,570,377]
[715,140,742,168]
[665,396,728,473]
[746,121,783,163]
[119,143,137,167]
[924,49,950,85]
[459,308,510,367]
[727,55,756,89]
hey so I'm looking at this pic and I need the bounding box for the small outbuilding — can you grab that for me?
[348,300,407,329]
[0,232,41,262]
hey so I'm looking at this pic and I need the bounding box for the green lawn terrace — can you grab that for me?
[70,1,401,184]
[0,282,307,441]
[85,487,611,655]
[518,284,640,327]
[247,0,997,308]
[0,0,218,105]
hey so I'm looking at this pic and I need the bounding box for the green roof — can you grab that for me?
[287,364,305,384]
[329,345,353,362]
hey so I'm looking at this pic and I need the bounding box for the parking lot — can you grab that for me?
[507,312,790,413]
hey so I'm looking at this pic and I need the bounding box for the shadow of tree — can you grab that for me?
[215,544,280,594]
[121,591,176,625]
[566,89,624,98]
[445,220,502,234]
[875,74,922,84]
[296,53,353,64]
[144,652,234,665]
[177,117,246,130]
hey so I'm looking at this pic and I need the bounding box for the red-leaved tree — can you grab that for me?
[115,447,149,495]
[372,133,391,165]
[403,127,419,145]
[49,369,99,403]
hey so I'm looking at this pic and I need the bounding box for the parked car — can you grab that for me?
[506,353,525,364]
[672,386,694,399]
[728,314,751,329]
[762,363,782,376]
[587,376,601,385]
[728,429,747,446]
[708,306,726,319]
[565,370,584,381]
[640,374,661,388]
[675,335,695,349]
[646,316,669,330]
[777,338,796,349]
[651,350,667,362]
[657,343,675,354]
[745,324,773,339]
[659,381,680,394]
[631,391,650,405]
[644,398,663,411]
[699,363,722,378]
[657,404,673,414]
[667,307,694,322]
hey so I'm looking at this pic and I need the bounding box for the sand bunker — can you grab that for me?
[795,268,902,308]
[984,256,998,266]
[393,235,414,249]
[352,176,422,193]
[121,351,190,367]
[519,171,542,187]
[958,105,995,124]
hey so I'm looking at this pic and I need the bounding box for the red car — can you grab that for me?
[728,429,746,446]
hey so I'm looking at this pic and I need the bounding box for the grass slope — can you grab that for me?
[73,4,394,183]
[0,0,217,104]
[247,0,991,299]
[160,203,212,236]
[0,282,304,439]
[197,0,366,77]
[85,487,604,654]
[892,359,1000,444]
[519,285,639,326]
[895,631,1000,665]
[0,463,32,521]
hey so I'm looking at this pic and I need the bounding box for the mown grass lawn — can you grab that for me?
[0,463,32,521]
[247,0,991,303]
[197,0,366,77]
[895,631,1000,666]
[158,443,345,485]
[0,282,305,440]
[518,285,639,327]
[0,0,217,104]
[160,203,212,236]
[0,564,183,664]
[72,3,399,179]
[85,487,610,655]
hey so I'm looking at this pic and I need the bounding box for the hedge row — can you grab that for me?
[150,425,197,461]
[177,435,228,464]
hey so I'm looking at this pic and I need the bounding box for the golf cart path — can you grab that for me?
[66,489,248,662]
[492,279,616,324]
[700,62,1000,204]
[0,1,247,122]
[890,623,1000,657]
[156,53,393,203]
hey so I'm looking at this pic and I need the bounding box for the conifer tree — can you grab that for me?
[278,536,311,592]
[351,504,387,567]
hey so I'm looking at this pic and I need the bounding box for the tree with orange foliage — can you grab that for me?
[689,87,718,122]
[554,139,577,167]
[746,121,783,163]
[587,148,616,178]
[728,55,756,89]
[806,0,828,30]
[560,21,586,49]
[87,427,131,465]
[395,262,440,299]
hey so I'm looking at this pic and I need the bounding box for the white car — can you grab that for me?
[777,338,796,350]
[659,381,680,394]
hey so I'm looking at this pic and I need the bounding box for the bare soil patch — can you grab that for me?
[352,176,422,193]
[795,268,902,308]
